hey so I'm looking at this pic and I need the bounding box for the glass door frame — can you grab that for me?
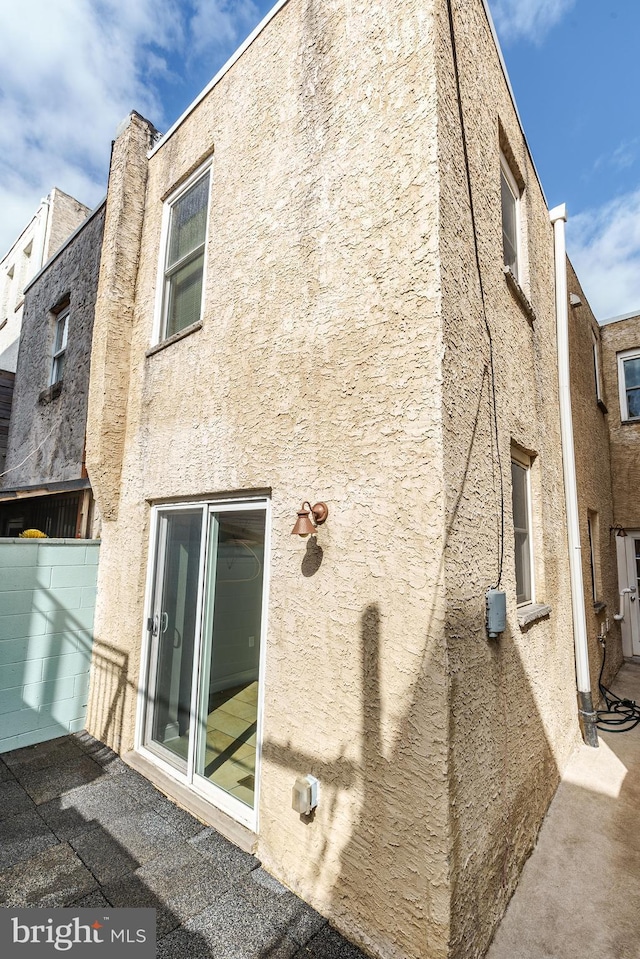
[135,496,271,832]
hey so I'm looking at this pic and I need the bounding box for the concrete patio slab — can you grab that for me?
[0,779,36,820]
[487,661,640,959]
[0,730,368,957]
[0,842,98,907]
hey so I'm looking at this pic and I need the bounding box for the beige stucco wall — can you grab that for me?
[87,2,451,957]
[85,2,616,957]
[435,4,584,957]
[600,312,640,529]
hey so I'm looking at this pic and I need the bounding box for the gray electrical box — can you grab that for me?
[486,588,506,638]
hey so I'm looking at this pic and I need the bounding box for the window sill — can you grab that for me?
[146,320,202,358]
[39,381,63,405]
[517,602,551,628]
[503,266,536,325]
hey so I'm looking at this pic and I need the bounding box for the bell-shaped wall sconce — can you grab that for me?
[291,501,329,537]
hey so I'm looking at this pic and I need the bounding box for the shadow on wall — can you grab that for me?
[1,590,95,755]
[261,364,572,959]
[261,595,566,959]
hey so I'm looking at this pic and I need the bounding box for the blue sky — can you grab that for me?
[0,0,638,319]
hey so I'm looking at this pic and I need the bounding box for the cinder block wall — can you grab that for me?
[0,539,99,752]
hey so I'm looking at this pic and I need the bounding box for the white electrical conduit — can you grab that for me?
[550,204,598,747]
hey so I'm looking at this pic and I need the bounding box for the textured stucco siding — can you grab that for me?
[86,2,450,958]
[435,3,581,957]
[600,313,640,529]
[0,539,99,753]
[2,206,105,489]
[566,261,622,690]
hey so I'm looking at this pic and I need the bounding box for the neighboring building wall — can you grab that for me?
[45,189,93,266]
[0,189,90,372]
[1,204,105,491]
[435,4,583,957]
[0,539,99,753]
[566,262,621,690]
[600,312,640,528]
[87,3,450,958]
[600,312,640,659]
[0,369,14,473]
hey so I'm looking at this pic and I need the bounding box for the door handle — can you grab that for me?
[160,612,169,634]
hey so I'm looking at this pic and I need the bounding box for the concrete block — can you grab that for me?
[0,566,51,591]
[0,610,48,641]
[45,606,95,634]
[22,676,76,709]
[0,590,35,615]
[36,545,87,567]
[0,545,38,568]
[50,565,99,589]
[85,546,100,565]
[0,634,78,665]
[0,659,43,690]
[45,648,92,681]
[80,585,98,608]
[38,698,88,730]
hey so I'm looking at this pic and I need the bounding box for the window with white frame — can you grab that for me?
[159,168,211,341]
[591,329,604,404]
[511,451,534,605]
[618,348,640,421]
[51,307,69,385]
[500,154,521,280]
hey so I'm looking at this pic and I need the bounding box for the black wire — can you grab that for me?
[596,640,640,733]
[446,0,505,588]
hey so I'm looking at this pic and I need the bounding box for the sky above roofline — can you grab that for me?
[0,0,637,320]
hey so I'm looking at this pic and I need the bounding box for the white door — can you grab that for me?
[616,533,640,657]
[141,499,269,830]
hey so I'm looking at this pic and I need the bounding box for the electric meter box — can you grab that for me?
[486,588,506,638]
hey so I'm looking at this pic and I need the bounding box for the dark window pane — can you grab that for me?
[501,168,518,274]
[627,387,640,419]
[166,252,204,338]
[511,460,531,604]
[167,175,209,268]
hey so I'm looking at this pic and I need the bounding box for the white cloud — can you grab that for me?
[568,190,640,321]
[0,0,264,258]
[489,0,575,44]
[189,0,259,56]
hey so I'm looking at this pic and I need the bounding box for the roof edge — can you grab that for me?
[23,198,106,296]
[149,0,292,159]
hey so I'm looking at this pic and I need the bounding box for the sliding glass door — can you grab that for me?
[143,500,268,823]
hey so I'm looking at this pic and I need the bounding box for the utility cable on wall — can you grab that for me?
[446,0,505,589]
[0,424,56,479]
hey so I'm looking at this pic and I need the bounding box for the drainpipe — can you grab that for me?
[550,204,598,747]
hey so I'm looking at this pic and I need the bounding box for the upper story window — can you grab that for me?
[500,154,521,281]
[511,450,534,606]
[617,348,640,421]
[591,329,604,405]
[158,167,211,342]
[51,307,69,385]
